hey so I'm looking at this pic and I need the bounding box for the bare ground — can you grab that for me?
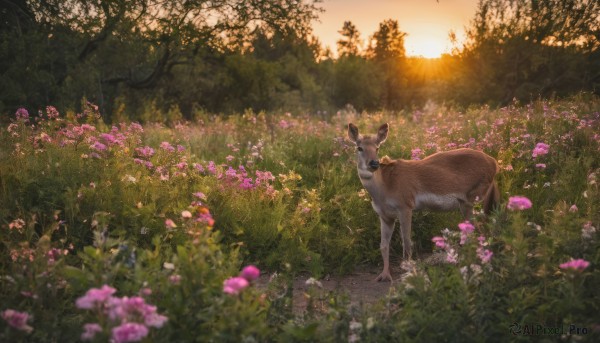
[258,253,444,315]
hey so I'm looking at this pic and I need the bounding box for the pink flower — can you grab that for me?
[535,163,546,169]
[8,218,25,232]
[240,265,260,281]
[458,221,475,245]
[135,146,155,158]
[431,236,446,249]
[76,285,117,309]
[15,108,29,120]
[165,219,177,229]
[223,276,249,295]
[90,141,107,152]
[240,178,254,190]
[181,210,192,219]
[111,323,149,343]
[458,221,475,234]
[478,249,493,264]
[1,309,33,333]
[193,192,207,200]
[532,142,549,157]
[507,196,532,210]
[559,259,590,271]
[168,274,182,285]
[81,323,102,341]
[569,204,578,213]
[411,148,423,160]
[159,141,175,152]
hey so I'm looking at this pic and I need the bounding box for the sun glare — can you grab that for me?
[405,34,449,58]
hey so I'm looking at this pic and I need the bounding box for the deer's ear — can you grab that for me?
[377,123,389,144]
[348,123,359,142]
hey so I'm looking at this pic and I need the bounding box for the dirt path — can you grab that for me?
[258,255,442,315]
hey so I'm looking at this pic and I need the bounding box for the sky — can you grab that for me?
[312,0,480,58]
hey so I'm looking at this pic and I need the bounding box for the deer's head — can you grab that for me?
[348,123,388,172]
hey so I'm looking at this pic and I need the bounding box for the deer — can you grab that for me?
[348,123,499,282]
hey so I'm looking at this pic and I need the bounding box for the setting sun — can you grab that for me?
[405,32,451,58]
[313,0,477,57]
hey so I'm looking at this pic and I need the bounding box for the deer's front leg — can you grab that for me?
[376,216,395,282]
[398,209,413,260]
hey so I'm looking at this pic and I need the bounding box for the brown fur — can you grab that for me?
[348,122,499,281]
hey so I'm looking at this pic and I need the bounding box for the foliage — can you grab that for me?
[3,1,600,120]
[1,96,599,341]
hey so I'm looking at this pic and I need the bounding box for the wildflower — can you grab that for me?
[100,133,118,145]
[15,108,29,120]
[581,222,597,240]
[225,166,237,179]
[135,146,155,158]
[458,221,475,245]
[478,249,493,264]
[240,265,260,281]
[177,145,185,152]
[559,259,590,271]
[507,196,532,210]
[176,162,187,170]
[240,177,254,190]
[111,322,149,343]
[193,163,204,173]
[81,323,102,341]
[76,285,117,309]
[159,141,175,152]
[129,122,143,133]
[446,248,458,264]
[223,277,249,295]
[411,148,423,160]
[8,218,25,232]
[168,274,182,285]
[165,219,177,229]
[569,204,578,213]
[90,141,108,152]
[226,155,235,162]
[1,309,33,333]
[207,161,217,174]
[535,163,546,169]
[181,210,192,219]
[193,192,207,200]
[431,236,446,249]
[532,142,549,157]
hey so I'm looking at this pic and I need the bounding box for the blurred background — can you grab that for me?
[1,0,598,121]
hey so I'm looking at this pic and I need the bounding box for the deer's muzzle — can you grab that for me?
[368,160,380,170]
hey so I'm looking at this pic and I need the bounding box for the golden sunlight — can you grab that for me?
[404,25,454,58]
[406,36,449,58]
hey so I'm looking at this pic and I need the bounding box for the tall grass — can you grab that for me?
[1,96,599,341]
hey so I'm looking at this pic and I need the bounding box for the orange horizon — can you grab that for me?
[312,0,479,58]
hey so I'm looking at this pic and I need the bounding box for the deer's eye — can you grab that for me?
[357,147,363,152]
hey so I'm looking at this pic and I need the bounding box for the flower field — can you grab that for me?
[1,96,599,342]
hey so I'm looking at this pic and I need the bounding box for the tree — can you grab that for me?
[367,19,408,109]
[336,21,362,57]
[0,0,322,118]
[368,19,407,61]
[449,0,600,104]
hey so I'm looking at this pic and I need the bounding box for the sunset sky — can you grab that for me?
[312,0,480,58]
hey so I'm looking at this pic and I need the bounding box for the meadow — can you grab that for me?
[1,95,599,342]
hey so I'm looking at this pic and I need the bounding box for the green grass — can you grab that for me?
[1,95,599,341]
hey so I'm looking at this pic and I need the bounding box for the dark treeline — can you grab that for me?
[1,0,599,121]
